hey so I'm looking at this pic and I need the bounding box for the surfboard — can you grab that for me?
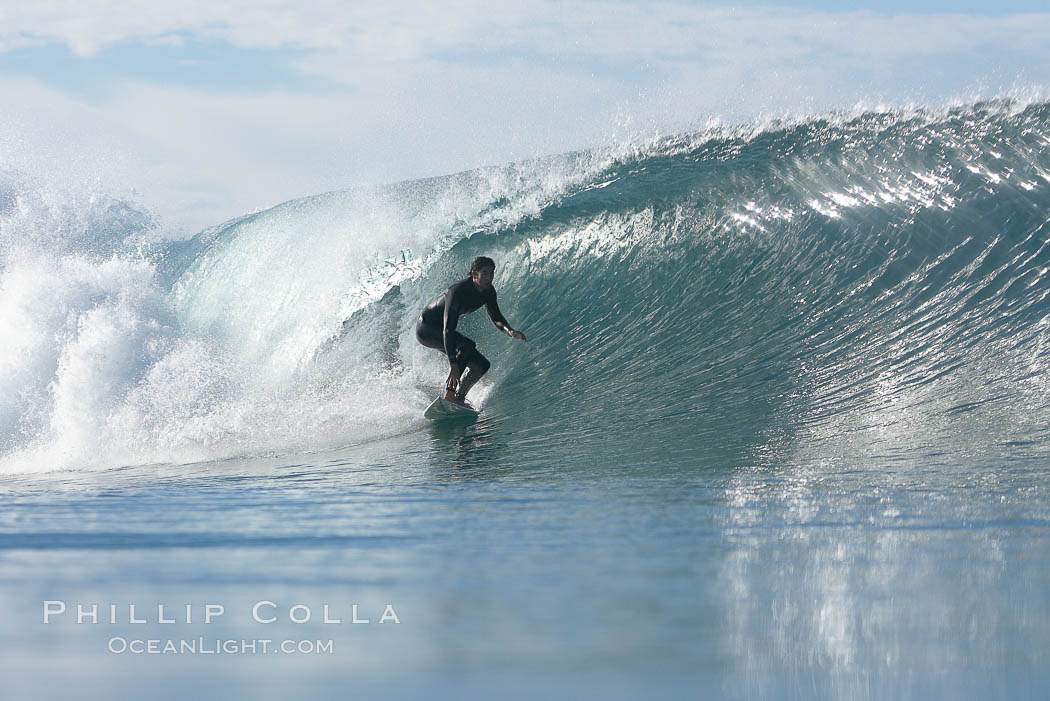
[424,397,479,420]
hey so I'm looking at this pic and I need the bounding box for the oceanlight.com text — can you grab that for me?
[108,637,334,655]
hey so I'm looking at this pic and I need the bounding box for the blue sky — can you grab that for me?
[0,40,323,96]
[1,1,1049,233]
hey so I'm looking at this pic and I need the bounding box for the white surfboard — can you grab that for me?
[424,396,479,419]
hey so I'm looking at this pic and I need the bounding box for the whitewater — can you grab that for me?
[4,98,1050,698]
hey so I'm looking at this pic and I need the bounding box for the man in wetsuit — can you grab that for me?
[415,256,527,407]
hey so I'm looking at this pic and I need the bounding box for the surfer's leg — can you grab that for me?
[455,350,490,401]
[417,319,474,369]
[419,321,478,401]
[433,335,481,404]
[451,335,477,378]
[417,320,460,399]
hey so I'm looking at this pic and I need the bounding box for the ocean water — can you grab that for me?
[3,99,1050,698]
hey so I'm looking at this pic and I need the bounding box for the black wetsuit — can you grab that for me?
[415,278,508,388]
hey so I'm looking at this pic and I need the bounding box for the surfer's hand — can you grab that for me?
[511,330,526,342]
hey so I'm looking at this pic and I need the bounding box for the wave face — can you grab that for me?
[3,99,1050,473]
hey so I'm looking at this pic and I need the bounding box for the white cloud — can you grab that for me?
[2,3,1049,233]
[5,2,1050,61]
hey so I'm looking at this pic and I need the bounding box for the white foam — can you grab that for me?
[0,152,618,473]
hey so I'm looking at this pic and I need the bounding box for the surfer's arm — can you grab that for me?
[442,291,462,374]
[486,293,526,341]
[493,320,526,341]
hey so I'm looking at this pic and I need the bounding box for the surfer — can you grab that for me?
[415,256,527,407]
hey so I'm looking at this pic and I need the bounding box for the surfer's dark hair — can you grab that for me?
[470,256,496,274]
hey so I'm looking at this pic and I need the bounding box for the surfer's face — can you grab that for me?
[472,266,495,291]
